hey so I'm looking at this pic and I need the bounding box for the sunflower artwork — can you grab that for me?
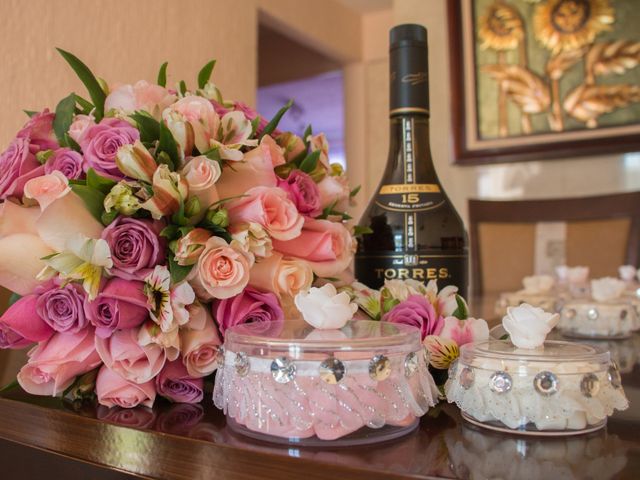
[475,0,640,139]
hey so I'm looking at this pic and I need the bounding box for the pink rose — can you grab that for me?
[226,186,303,241]
[249,252,313,300]
[180,306,222,377]
[215,136,281,199]
[174,228,212,266]
[96,365,156,408]
[382,295,444,341]
[180,156,221,212]
[317,174,350,211]
[0,137,44,200]
[439,316,489,346]
[23,171,70,211]
[68,114,95,144]
[164,95,219,154]
[79,118,140,178]
[44,148,85,180]
[0,294,54,349]
[272,217,354,278]
[277,170,321,216]
[189,236,253,300]
[155,360,203,403]
[213,287,283,337]
[105,80,176,120]
[17,110,58,151]
[86,278,149,338]
[95,327,166,384]
[17,327,101,396]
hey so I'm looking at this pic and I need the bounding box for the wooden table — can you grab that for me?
[0,296,639,479]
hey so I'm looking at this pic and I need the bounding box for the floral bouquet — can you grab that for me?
[0,50,358,408]
[346,279,490,388]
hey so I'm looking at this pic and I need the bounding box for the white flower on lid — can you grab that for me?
[521,275,554,294]
[503,303,559,349]
[618,265,636,283]
[294,284,357,330]
[591,277,626,302]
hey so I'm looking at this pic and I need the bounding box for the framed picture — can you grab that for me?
[448,0,640,165]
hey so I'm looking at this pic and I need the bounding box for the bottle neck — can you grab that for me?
[388,114,438,184]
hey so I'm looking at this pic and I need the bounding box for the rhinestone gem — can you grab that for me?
[234,352,249,377]
[489,371,513,394]
[319,357,345,384]
[368,354,391,381]
[404,352,419,377]
[533,371,558,396]
[608,362,622,389]
[564,308,577,319]
[587,308,599,320]
[580,373,600,398]
[620,309,628,321]
[216,346,225,368]
[459,367,475,389]
[270,356,296,384]
[448,359,459,380]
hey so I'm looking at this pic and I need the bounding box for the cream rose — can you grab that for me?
[189,237,254,300]
[591,277,626,302]
[23,171,71,211]
[503,303,559,349]
[230,222,273,259]
[294,284,357,330]
[249,252,313,299]
[180,155,221,211]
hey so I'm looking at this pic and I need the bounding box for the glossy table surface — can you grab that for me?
[0,296,639,480]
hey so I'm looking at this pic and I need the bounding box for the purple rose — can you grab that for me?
[86,278,149,338]
[213,287,284,337]
[45,148,85,179]
[36,282,89,334]
[155,360,203,404]
[97,405,157,429]
[0,137,44,200]
[156,403,204,435]
[277,170,321,216]
[16,110,58,152]
[102,217,165,280]
[79,118,139,178]
[382,295,444,340]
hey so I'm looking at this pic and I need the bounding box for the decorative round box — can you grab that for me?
[213,319,439,445]
[446,338,628,435]
[495,292,560,317]
[558,299,640,339]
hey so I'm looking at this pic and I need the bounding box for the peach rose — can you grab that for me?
[226,186,303,241]
[174,228,212,266]
[308,133,330,170]
[23,171,70,211]
[272,217,354,278]
[276,132,305,162]
[249,252,313,300]
[163,95,219,154]
[180,156,221,211]
[180,303,222,377]
[189,237,254,300]
[17,327,101,396]
[96,365,156,408]
[105,80,176,120]
[68,114,95,143]
[317,174,350,211]
[215,135,281,199]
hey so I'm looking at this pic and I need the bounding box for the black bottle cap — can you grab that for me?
[390,24,427,50]
[389,24,429,116]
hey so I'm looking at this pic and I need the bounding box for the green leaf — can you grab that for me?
[160,224,179,240]
[53,93,76,146]
[23,110,38,118]
[101,209,118,226]
[382,298,400,314]
[36,150,55,165]
[299,150,320,173]
[197,60,216,89]
[158,121,180,168]
[64,134,82,153]
[353,225,373,236]
[73,94,94,115]
[0,379,19,394]
[452,295,469,320]
[169,255,193,284]
[157,61,168,87]
[130,111,160,143]
[56,48,106,121]
[171,195,188,226]
[8,292,21,307]
[250,116,261,137]
[86,168,116,195]
[350,185,361,198]
[499,334,510,341]
[302,124,313,145]
[70,184,106,223]
[260,99,293,139]
[179,80,187,96]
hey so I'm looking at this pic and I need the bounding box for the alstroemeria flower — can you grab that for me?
[424,280,462,317]
[144,265,195,332]
[439,316,489,347]
[424,335,460,370]
[115,140,157,183]
[141,165,189,219]
[207,111,258,161]
[138,320,180,361]
[349,281,381,319]
[104,182,142,216]
[39,234,113,300]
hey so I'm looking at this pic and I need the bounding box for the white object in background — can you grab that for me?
[591,277,626,302]
[534,222,566,275]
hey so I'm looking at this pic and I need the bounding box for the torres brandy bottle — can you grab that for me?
[355,24,469,297]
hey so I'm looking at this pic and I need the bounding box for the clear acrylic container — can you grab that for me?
[213,319,438,445]
[558,299,640,339]
[446,338,629,436]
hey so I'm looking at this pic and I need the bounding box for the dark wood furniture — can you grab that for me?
[0,296,638,479]
[468,192,640,295]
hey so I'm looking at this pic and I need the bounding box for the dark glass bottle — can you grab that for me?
[355,24,469,297]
